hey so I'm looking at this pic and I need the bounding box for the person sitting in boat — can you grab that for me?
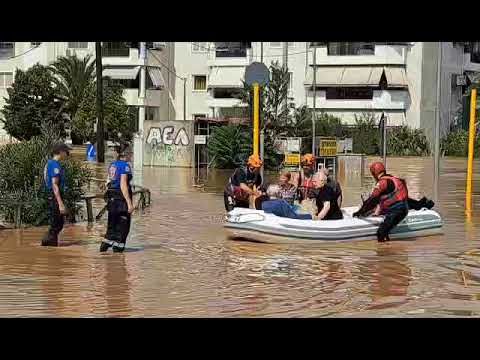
[254,171,298,210]
[353,162,409,242]
[261,185,313,220]
[224,154,263,212]
[312,172,344,220]
[319,167,342,208]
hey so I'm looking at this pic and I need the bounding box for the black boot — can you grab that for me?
[41,234,58,247]
[425,199,435,209]
[99,241,111,252]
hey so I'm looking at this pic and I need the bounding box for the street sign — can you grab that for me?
[284,153,301,165]
[245,62,270,86]
[194,135,207,145]
[286,139,300,152]
[319,139,337,157]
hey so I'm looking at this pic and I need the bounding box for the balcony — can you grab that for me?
[206,97,244,109]
[207,47,252,67]
[102,47,143,67]
[306,90,409,111]
[308,43,406,66]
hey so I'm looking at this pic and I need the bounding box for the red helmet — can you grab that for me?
[369,162,386,179]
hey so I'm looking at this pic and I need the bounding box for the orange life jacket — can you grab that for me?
[379,175,408,212]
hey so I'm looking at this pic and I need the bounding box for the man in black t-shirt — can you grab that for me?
[224,155,263,212]
[312,173,343,220]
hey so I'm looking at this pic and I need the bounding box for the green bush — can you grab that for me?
[441,129,480,157]
[0,129,92,226]
[388,126,430,156]
[345,113,380,155]
[315,112,344,137]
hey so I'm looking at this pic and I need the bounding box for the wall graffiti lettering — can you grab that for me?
[145,124,192,167]
[146,126,190,146]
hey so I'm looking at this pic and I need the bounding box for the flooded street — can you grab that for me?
[1,156,480,317]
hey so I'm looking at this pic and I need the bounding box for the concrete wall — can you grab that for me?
[143,120,193,167]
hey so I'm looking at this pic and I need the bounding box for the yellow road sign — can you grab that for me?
[319,139,337,157]
[284,153,301,165]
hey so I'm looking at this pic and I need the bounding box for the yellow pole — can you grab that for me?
[466,88,477,213]
[253,83,260,156]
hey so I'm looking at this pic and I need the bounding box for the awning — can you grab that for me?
[304,66,383,87]
[208,67,245,88]
[102,66,140,80]
[383,67,408,87]
[147,66,165,89]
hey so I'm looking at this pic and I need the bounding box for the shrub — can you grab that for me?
[441,129,480,157]
[347,113,380,155]
[388,126,430,156]
[208,125,252,169]
[0,129,92,226]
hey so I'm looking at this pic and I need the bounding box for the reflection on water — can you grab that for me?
[0,157,480,317]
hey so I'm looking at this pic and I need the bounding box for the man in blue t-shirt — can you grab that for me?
[42,143,71,247]
[100,143,134,253]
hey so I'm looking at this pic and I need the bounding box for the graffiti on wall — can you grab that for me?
[145,123,192,167]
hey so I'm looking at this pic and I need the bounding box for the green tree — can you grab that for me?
[49,54,96,122]
[208,124,252,168]
[74,81,136,144]
[1,64,65,141]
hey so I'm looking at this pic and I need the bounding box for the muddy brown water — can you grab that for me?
[1,156,480,317]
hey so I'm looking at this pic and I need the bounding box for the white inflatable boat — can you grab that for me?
[224,206,443,244]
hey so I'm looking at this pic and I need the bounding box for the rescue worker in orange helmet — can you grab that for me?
[353,162,409,242]
[224,154,263,212]
[296,153,316,203]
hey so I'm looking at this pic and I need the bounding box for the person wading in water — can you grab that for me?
[100,143,134,253]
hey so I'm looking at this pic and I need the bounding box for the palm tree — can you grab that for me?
[49,54,96,122]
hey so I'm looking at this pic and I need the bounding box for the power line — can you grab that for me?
[147,48,186,80]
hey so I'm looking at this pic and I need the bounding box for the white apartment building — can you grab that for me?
[0,42,175,142]
[2,41,480,155]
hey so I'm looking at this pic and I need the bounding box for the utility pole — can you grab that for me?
[434,42,442,203]
[312,43,317,156]
[283,42,289,118]
[260,42,264,63]
[134,42,146,175]
[95,42,105,163]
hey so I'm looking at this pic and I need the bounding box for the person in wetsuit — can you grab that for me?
[224,154,263,212]
[42,143,71,247]
[353,162,409,242]
[100,143,134,253]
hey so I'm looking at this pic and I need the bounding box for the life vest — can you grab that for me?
[379,175,408,212]
[297,171,316,201]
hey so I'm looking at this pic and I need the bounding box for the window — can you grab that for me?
[68,42,88,49]
[0,42,14,59]
[327,42,375,56]
[215,42,250,58]
[325,87,373,100]
[102,42,129,57]
[0,72,13,88]
[310,42,327,47]
[145,107,159,121]
[192,42,209,53]
[193,75,207,91]
[470,42,480,64]
[31,42,42,47]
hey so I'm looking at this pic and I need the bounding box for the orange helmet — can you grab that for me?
[247,154,263,168]
[301,154,315,167]
[369,162,386,180]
